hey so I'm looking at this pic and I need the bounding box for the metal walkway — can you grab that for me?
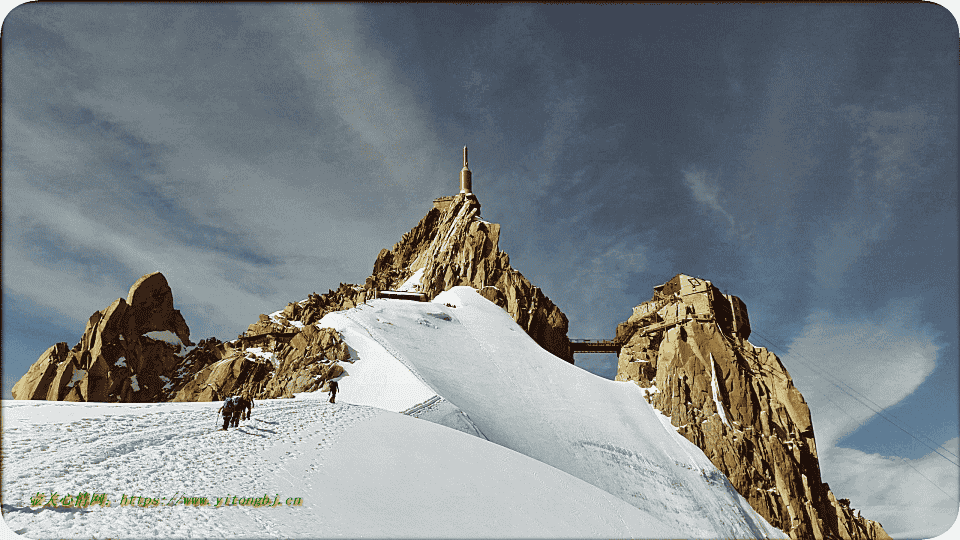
[569,339,622,354]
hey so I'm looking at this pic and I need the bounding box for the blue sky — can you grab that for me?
[2,4,957,537]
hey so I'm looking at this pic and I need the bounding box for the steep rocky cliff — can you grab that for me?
[12,272,195,402]
[615,274,891,540]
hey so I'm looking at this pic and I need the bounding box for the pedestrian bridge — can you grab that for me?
[570,339,622,354]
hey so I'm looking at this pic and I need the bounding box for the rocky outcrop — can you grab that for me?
[615,274,891,540]
[173,319,350,402]
[367,193,572,362]
[178,192,574,401]
[12,272,195,403]
[11,342,71,400]
[12,267,358,404]
[258,325,349,398]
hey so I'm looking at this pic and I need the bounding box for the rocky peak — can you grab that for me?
[615,273,891,540]
[367,192,572,362]
[12,272,194,402]
[170,190,575,407]
[126,272,192,347]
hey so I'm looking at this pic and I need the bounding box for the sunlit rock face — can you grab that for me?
[174,191,573,402]
[615,274,891,540]
[368,192,572,362]
[170,325,349,403]
[13,272,195,402]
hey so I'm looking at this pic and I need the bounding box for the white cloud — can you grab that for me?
[784,297,941,450]
[820,439,959,539]
[781,298,955,537]
[682,166,737,230]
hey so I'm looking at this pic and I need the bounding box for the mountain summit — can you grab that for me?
[367,192,572,361]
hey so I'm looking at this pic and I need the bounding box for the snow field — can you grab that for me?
[3,397,690,539]
[2,399,377,539]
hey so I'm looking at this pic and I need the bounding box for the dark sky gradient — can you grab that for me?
[2,4,957,537]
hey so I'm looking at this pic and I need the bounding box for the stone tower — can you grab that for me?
[459,145,473,195]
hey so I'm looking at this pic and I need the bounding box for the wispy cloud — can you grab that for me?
[279,4,444,194]
[2,5,431,353]
[821,440,959,538]
[573,240,651,300]
[681,166,737,231]
[784,297,941,450]
[781,297,953,536]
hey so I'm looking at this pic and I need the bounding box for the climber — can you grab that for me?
[240,395,254,421]
[231,397,243,428]
[328,380,339,404]
[218,396,239,431]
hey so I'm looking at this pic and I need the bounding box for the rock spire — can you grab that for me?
[615,273,891,540]
[369,192,572,361]
[12,272,194,402]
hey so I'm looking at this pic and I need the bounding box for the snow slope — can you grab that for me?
[319,286,786,539]
[2,286,787,539]
[2,397,674,539]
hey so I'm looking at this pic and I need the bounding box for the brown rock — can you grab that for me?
[173,323,350,403]
[126,272,193,347]
[367,193,572,362]
[615,274,890,540]
[12,342,70,400]
[477,286,507,308]
[45,356,78,401]
[12,272,196,403]
[173,355,273,402]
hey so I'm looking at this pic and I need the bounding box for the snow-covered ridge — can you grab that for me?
[2,286,787,539]
[316,286,786,539]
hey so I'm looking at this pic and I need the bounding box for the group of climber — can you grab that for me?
[215,380,340,431]
[217,395,254,431]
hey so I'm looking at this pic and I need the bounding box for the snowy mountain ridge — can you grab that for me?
[7,190,886,539]
[3,286,787,539]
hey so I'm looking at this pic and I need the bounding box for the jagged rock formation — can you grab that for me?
[12,272,195,402]
[166,285,366,402]
[169,325,349,402]
[615,274,891,540]
[368,192,572,362]
[17,192,572,404]
[168,191,573,402]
